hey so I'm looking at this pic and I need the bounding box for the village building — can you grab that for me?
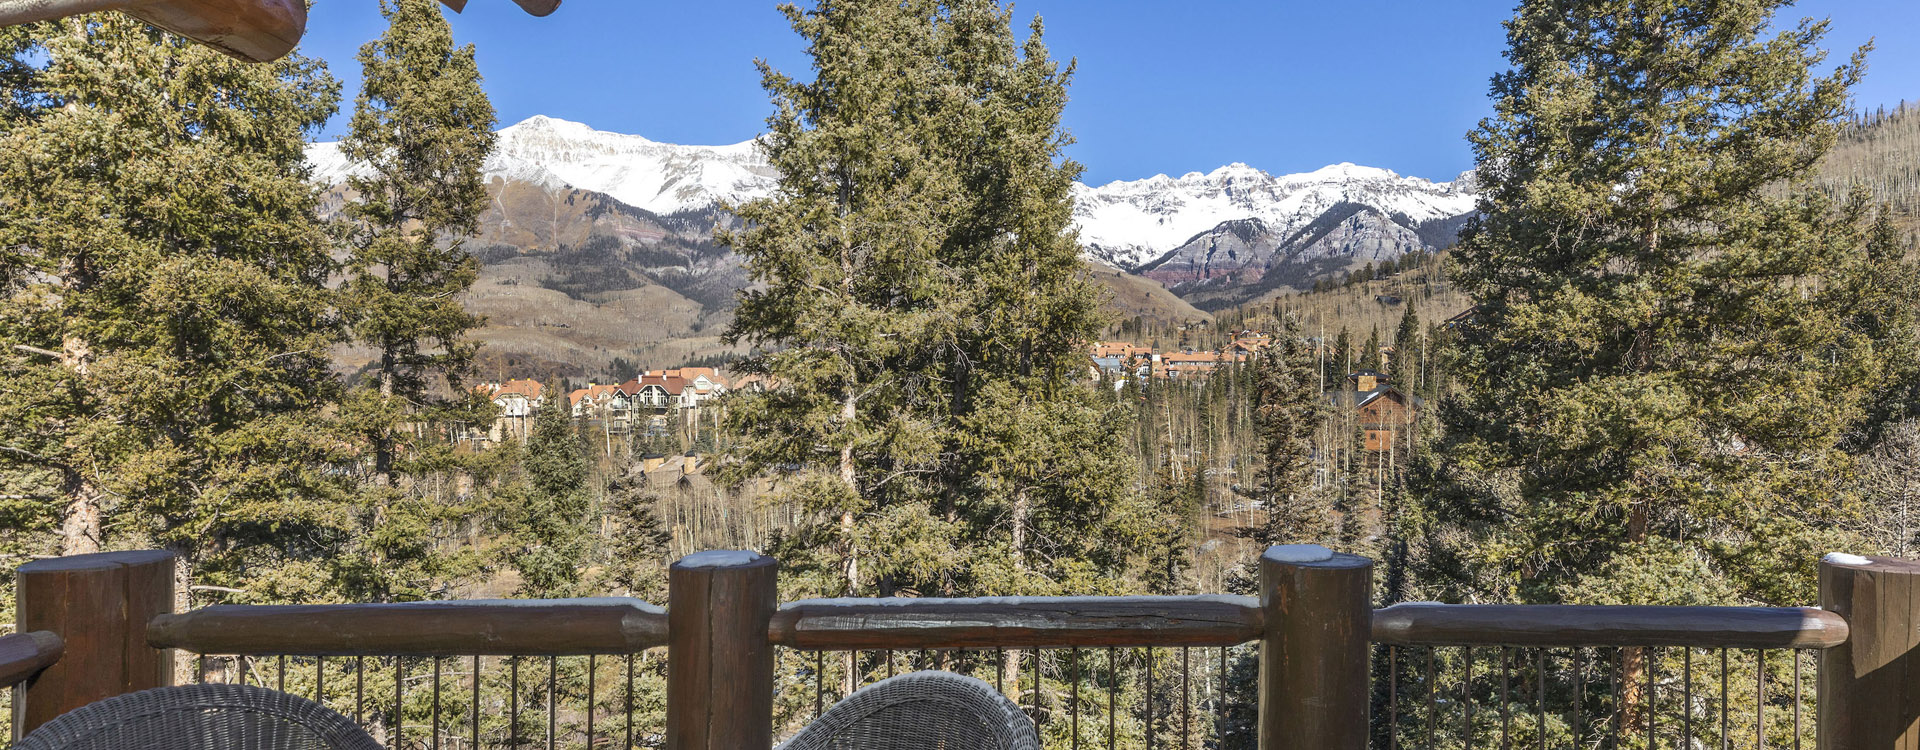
[475,378,544,442]
[1327,371,1420,452]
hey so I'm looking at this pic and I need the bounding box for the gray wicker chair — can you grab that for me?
[780,671,1040,750]
[14,683,383,750]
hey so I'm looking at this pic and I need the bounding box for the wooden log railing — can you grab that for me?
[147,598,669,656]
[14,547,1920,750]
[0,631,64,688]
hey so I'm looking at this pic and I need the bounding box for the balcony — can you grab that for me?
[2,547,1913,749]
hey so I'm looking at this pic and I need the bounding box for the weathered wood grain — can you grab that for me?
[16,550,176,737]
[1259,546,1372,750]
[1818,554,1920,750]
[768,595,1263,650]
[667,551,776,750]
[1372,603,1850,648]
[147,598,668,656]
[0,631,63,687]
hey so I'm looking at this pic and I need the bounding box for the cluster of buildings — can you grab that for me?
[1089,334,1421,453]
[472,367,758,443]
[1088,331,1276,381]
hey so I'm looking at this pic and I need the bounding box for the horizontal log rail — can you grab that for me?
[1371,603,1850,649]
[767,595,1263,649]
[0,630,64,686]
[147,598,668,656]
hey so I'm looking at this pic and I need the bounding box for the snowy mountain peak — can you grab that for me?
[303,115,1477,272]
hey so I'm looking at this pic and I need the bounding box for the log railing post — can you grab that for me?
[14,550,177,738]
[667,550,777,750]
[1818,553,1920,750]
[1259,544,1372,750]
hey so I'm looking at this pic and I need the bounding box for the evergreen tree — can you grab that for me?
[1430,0,1907,610]
[0,15,348,598]
[1243,318,1330,546]
[504,390,592,596]
[595,458,674,601]
[337,0,496,489]
[719,0,1145,605]
[1390,297,1421,389]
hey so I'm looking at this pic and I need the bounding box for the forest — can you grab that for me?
[2,0,1919,748]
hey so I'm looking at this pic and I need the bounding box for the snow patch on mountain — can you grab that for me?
[305,116,1477,269]
[1071,162,1477,270]
[307,115,778,216]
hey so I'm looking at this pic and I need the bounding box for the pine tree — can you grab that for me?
[1432,0,1907,611]
[1390,297,1421,390]
[504,390,592,596]
[720,0,1144,606]
[0,14,348,598]
[337,0,496,490]
[1243,318,1330,547]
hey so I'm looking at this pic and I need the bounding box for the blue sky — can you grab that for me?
[299,0,1920,185]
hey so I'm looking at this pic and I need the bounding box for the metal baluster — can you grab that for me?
[197,654,208,685]
[1219,647,1229,749]
[997,648,1006,695]
[1612,649,1622,750]
[1464,647,1474,749]
[587,654,597,748]
[471,655,480,750]
[1033,647,1043,722]
[627,653,638,750]
[1071,647,1082,750]
[1145,648,1155,750]
[1500,647,1510,750]
[1426,648,1437,750]
[1793,650,1803,750]
[815,651,825,719]
[433,656,443,750]
[1756,650,1766,750]
[1107,647,1117,750]
[547,655,558,750]
[1535,650,1545,750]
[886,649,895,680]
[355,656,365,726]
[316,656,325,703]
[1648,647,1656,750]
[1182,646,1192,750]
[1574,648,1585,745]
[1728,648,1743,750]
[395,657,405,750]
[278,654,287,692]
[1684,649,1694,750]
[1389,646,1400,750]
[510,656,521,749]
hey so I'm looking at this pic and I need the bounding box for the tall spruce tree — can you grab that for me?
[721,0,1143,607]
[502,385,592,596]
[338,0,496,490]
[0,14,345,598]
[1243,318,1330,547]
[329,0,496,601]
[1431,0,1910,611]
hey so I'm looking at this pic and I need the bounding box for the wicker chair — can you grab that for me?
[779,671,1040,750]
[14,683,383,750]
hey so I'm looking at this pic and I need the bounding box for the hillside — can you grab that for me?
[1822,100,1920,222]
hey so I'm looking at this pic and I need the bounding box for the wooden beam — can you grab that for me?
[769,595,1262,650]
[667,551,776,750]
[0,631,63,687]
[16,550,176,738]
[1258,545,1372,750]
[148,598,667,656]
[1372,603,1850,648]
[1818,554,1920,750]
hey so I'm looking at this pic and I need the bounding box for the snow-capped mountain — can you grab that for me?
[305,116,1478,306]
[1071,162,1476,270]
[307,115,778,216]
